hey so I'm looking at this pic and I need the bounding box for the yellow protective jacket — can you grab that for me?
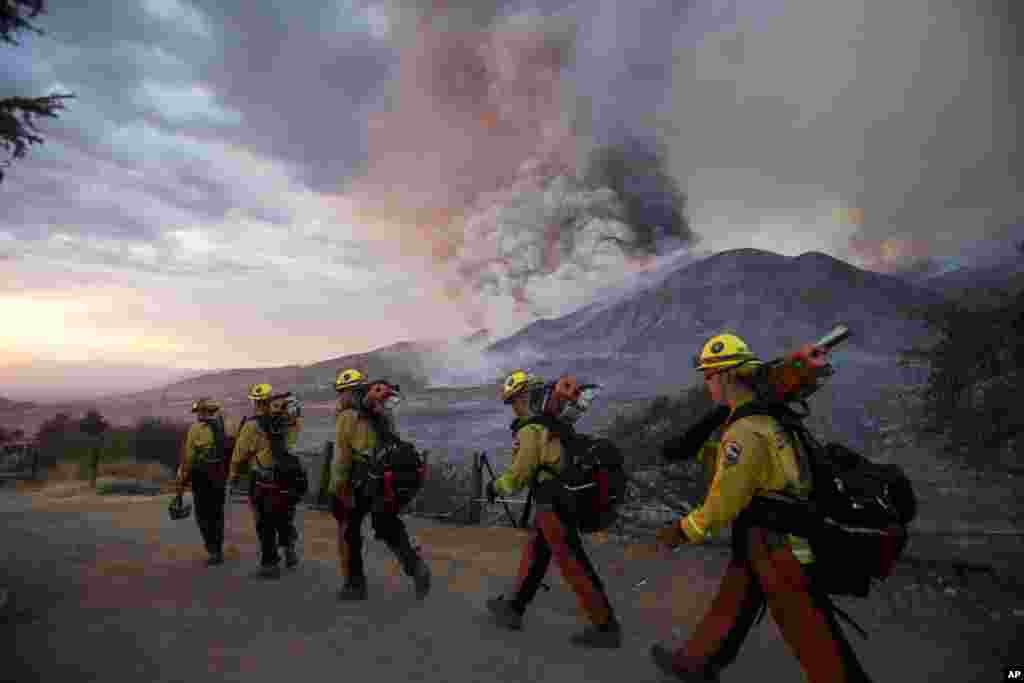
[680,395,815,563]
[492,419,563,497]
[176,420,225,486]
[330,408,383,497]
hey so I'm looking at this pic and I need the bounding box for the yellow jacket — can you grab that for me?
[493,419,563,497]
[680,395,815,563]
[330,409,382,496]
[176,420,225,486]
[228,416,303,481]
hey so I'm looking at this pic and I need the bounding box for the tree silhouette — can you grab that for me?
[1,0,74,183]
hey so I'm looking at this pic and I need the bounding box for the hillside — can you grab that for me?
[489,249,947,360]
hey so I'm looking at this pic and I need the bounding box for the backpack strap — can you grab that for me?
[728,401,819,489]
[515,415,572,526]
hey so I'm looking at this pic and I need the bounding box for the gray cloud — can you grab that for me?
[663,0,1021,269]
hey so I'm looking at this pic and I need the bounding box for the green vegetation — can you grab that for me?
[902,289,1024,468]
[602,385,715,471]
[33,411,189,482]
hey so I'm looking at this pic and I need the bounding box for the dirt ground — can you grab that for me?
[2,480,1021,683]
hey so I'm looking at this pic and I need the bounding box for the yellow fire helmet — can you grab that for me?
[335,368,368,392]
[247,383,273,401]
[502,369,544,404]
[190,397,222,414]
[694,333,761,372]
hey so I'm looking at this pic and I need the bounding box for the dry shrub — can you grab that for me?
[98,460,174,482]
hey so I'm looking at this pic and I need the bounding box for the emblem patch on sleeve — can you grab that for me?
[723,441,743,466]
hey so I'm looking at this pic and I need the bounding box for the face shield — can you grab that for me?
[364,382,402,416]
[558,384,601,424]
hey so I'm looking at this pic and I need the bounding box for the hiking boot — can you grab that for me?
[206,551,224,567]
[486,595,524,631]
[413,560,431,600]
[257,564,282,580]
[337,582,368,602]
[650,644,720,682]
[284,546,300,569]
[569,618,622,649]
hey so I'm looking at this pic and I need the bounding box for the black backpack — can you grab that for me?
[372,437,426,512]
[259,415,309,498]
[198,416,227,465]
[731,402,917,598]
[523,415,628,534]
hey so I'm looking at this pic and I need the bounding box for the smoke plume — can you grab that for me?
[340,1,698,338]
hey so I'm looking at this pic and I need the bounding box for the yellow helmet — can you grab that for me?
[335,368,367,392]
[247,383,273,401]
[694,333,760,371]
[502,369,544,404]
[190,397,221,414]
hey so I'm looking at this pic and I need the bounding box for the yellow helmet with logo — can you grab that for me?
[694,333,760,371]
[502,369,544,404]
[247,383,273,401]
[335,368,368,392]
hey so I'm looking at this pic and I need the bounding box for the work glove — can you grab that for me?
[485,481,498,504]
[655,520,687,549]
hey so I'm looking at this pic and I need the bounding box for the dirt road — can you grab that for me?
[1,487,1019,683]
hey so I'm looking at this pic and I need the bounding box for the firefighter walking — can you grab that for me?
[484,370,621,648]
[330,369,431,601]
[229,383,305,579]
[175,397,229,566]
[651,333,873,682]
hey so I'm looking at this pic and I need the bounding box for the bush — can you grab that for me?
[31,413,190,483]
[602,385,716,471]
[903,290,1024,467]
[133,416,190,472]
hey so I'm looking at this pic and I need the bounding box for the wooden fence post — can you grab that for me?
[417,449,430,515]
[470,452,483,525]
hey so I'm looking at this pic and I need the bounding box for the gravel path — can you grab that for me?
[1,488,1020,683]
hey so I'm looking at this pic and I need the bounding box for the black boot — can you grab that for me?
[388,536,430,599]
[649,644,720,682]
[486,595,524,631]
[569,616,623,649]
[257,564,281,579]
[337,580,368,602]
[206,549,224,566]
[284,546,300,569]
[413,560,431,600]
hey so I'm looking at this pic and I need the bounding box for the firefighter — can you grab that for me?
[650,333,874,682]
[228,383,295,579]
[484,370,622,648]
[330,370,431,601]
[275,392,305,569]
[176,397,229,566]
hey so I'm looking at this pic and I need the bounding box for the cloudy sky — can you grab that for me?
[1,0,1020,383]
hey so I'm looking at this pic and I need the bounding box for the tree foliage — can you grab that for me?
[0,0,74,183]
[79,408,109,437]
[901,291,1024,463]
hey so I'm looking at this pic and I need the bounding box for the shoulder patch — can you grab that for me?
[723,440,743,467]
